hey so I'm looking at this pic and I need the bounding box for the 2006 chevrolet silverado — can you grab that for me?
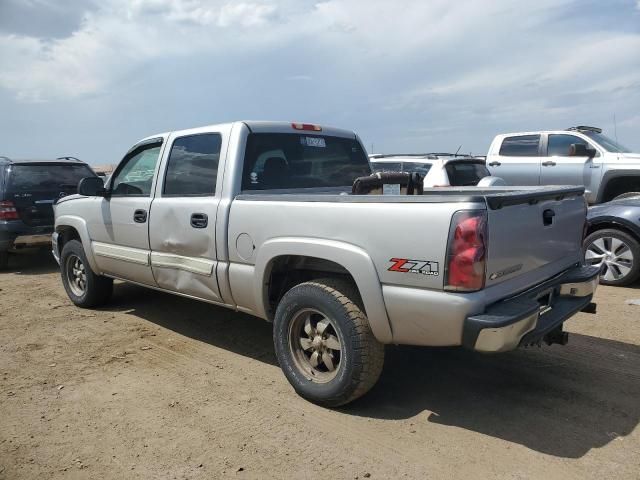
[53,121,599,406]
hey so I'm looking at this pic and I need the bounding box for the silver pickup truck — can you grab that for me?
[486,126,640,204]
[53,121,599,406]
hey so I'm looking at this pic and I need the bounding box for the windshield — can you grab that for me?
[242,133,371,190]
[581,132,632,153]
[7,164,95,193]
[371,161,432,175]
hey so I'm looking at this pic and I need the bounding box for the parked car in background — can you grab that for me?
[0,156,97,269]
[369,153,493,187]
[584,195,640,286]
[53,121,598,407]
[486,126,640,204]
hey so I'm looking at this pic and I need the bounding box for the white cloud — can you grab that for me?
[0,0,638,159]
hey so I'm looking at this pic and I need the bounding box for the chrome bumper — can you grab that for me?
[463,265,600,353]
[13,233,52,247]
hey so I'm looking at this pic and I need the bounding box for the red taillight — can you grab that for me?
[291,123,322,131]
[445,210,487,292]
[0,200,19,220]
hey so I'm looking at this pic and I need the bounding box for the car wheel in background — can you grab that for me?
[584,229,640,287]
[273,278,385,407]
[60,239,113,307]
[612,192,640,201]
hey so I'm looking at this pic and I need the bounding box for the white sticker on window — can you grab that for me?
[302,137,326,148]
[383,184,401,195]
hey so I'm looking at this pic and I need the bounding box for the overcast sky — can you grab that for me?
[1,0,639,165]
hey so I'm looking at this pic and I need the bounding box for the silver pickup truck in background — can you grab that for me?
[53,121,599,406]
[486,126,640,204]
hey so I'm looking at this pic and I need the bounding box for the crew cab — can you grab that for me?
[53,121,599,406]
[486,126,640,204]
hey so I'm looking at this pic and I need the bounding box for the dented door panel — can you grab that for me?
[149,197,221,302]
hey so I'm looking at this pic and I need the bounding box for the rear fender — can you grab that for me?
[254,237,393,343]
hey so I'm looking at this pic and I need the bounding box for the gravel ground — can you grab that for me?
[1,250,639,479]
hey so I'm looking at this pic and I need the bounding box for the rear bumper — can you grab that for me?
[462,265,600,352]
[0,221,53,251]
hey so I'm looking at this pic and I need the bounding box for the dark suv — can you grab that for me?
[0,157,97,269]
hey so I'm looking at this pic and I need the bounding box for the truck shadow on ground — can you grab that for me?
[107,282,640,460]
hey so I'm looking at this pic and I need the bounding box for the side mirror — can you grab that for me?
[569,143,596,158]
[78,177,107,196]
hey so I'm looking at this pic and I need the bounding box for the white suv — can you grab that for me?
[486,126,640,204]
[369,153,492,187]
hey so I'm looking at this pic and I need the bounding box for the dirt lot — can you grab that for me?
[1,251,639,479]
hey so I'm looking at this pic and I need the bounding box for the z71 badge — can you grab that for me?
[388,258,439,276]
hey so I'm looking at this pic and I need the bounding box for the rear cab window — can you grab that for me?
[242,133,371,190]
[499,135,540,156]
[445,161,490,186]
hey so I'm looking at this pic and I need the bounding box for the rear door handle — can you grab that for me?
[488,161,501,167]
[133,209,147,223]
[190,213,208,229]
[542,161,556,167]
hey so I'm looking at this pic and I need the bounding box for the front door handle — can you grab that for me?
[542,161,556,167]
[190,213,208,229]
[488,161,501,167]
[133,209,147,223]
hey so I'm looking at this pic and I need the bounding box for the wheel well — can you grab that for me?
[586,221,640,244]
[265,255,361,318]
[601,176,640,202]
[56,226,81,255]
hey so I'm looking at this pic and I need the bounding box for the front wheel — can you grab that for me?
[60,239,113,307]
[584,229,640,286]
[273,279,384,407]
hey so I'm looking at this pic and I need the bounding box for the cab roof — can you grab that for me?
[137,121,357,144]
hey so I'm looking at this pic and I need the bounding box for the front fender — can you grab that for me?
[55,215,99,273]
[254,237,393,344]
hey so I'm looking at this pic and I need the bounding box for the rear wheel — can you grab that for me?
[61,240,113,307]
[0,251,8,270]
[273,278,384,407]
[584,229,640,286]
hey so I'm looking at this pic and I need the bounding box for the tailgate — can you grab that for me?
[484,188,586,288]
[11,191,59,226]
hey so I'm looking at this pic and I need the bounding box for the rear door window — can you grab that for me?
[499,135,540,156]
[242,133,370,190]
[445,162,490,186]
[6,163,96,194]
[163,133,221,196]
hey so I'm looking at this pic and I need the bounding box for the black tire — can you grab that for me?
[60,239,113,307]
[584,229,640,287]
[273,278,384,407]
[0,251,8,270]
[613,192,640,201]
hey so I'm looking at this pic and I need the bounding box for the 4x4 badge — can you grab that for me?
[388,258,439,276]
